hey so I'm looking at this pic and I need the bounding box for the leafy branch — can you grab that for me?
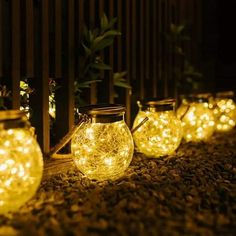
[75,14,122,105]
[113,71,132,98]
[166,23,203,96]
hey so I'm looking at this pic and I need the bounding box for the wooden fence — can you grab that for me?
[0,0,202,155]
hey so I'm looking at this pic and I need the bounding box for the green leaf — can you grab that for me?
[90,63,112,70]
[175,46,184,55]
[78,80,102,88]
[103,30,121,37]
[114,81,132,89]
[93,37,114,51]
[107,17,117,29]
[88,30,95,42]
[92,35,106,47]
[82,43,92,57]
[113,71,132,89]
[177,25,185,33]
[101,13,109,31]
[113,71,127,79]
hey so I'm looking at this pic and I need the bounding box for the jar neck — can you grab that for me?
[0,110,30,130]
[90,113,124,123]
[0,117,31,130]
[138,98,175,112]
[79,104,126,124]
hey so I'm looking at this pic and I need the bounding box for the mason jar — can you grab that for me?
[0,110,43,214]
[177,95,215,142]
[211,91,236,132]
[71,104,134,181]
[132,99,183,157]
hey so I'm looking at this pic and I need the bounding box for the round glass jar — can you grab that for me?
[211,91,236,132]
[71,104,134,181]
[177,95,215,142]
[132,99,183,157]
[0,110,43,214]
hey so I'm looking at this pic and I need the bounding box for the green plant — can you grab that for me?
[113,71,132,98]
[75,13,130,105]
[0,85,11,110]
[166,23,203,97]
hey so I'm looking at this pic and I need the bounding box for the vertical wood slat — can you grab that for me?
[89,0,97,105]
[55,0,75,149]
[25,0,34,78]
[145,0,150,92]
[108,0,114,104]
[152,0,158,97]
[167,0,173,97]
[0,1,2,77]
[41,0,50,153]
[11,0,21,109]
[55,0,62,78]
[2,0,11,86]
[125,0,131,126]
[157,0,162,97]
[163,0,168,97]
[67,0,75,129]
[76,0,84,82]
[30,0,50,154]
[131,0,137,84]
[117,0,122,72]
[139,0,145,99]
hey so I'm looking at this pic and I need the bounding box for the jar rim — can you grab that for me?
[79,104,126,116]
[0,110,27,121]
[138,98,175,111]
[216,91,234,98]
[181,94,209,103]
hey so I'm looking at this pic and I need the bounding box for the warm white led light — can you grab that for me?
[132,99,182,157]
[177,101,215,142]
[212,98,236,132]
[0,110,43,215]
[71,105,134,181]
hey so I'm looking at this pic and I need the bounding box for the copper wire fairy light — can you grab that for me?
[132,99,183,157]
[0,110,43,214]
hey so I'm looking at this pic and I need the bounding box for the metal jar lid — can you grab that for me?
[79,104,126,123]
[138,98,175,112]
[0,110,29,129]
[0,110,27,121]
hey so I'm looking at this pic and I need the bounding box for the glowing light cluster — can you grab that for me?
[71,120,134,181]
[0,128,43,214]
[132,110,183,157]
[212,98,236,132]
[177,102,215,142]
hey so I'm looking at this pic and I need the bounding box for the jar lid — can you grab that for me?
[181,94,209,103]
[216,91,234,98]
[139,98,175,111]
[79,104,125,123]
[80,104,125,116]
[0,110,27,121]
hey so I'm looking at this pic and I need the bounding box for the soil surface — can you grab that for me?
[1,130,236,236]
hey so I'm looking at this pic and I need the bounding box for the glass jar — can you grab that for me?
[211,91,236,132]
[71,104,134,181]
[132,99,182,157]
[0,110,43,214]
[177,95,215,142]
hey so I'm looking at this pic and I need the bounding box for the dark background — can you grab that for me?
[203,0,236,92]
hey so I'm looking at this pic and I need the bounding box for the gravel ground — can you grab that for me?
[0,130,236,236]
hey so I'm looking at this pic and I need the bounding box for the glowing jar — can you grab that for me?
[71,105,134,181]
[0,110,43,214]
[211,91,236,132]
[132,99,182,157]
[177,96,215,142]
